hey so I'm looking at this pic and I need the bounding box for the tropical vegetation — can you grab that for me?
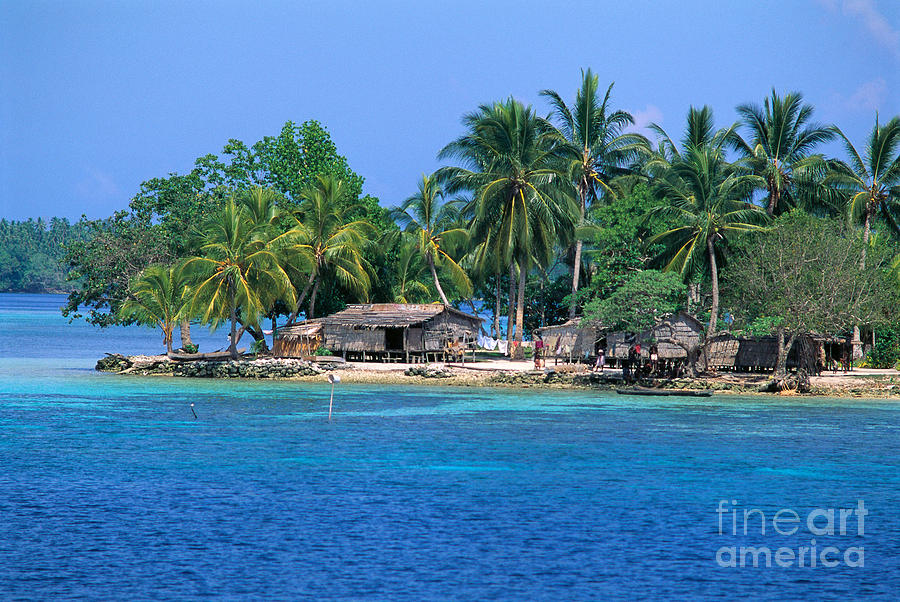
[4,73,889,368]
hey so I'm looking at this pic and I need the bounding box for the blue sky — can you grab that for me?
[1,0,898,221]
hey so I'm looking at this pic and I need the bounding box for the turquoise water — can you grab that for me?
[1,294,899,599]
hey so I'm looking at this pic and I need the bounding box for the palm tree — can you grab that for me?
[732,89,834,217]
[541,70,649,318]
[118,265,190,354]
[389,232,433,303]
[281,174,373,322]
[182,199,295,359]
[439,98,577,354]
[827,116,900,267]
[240,186,283,227]
[647,140,768,338]
[393,174,472,305]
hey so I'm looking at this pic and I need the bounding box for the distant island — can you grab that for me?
[0,217,87,293]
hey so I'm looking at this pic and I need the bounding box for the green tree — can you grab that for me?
[182,199,295,359]
[281,175,374,321]
[732,89,834,217]
[388,232,433,303]
[439,98,577,353]
[646,115,768,338]
[393,174,471,305]
[118,265,191,354]
[541,70,648,317]
[582,269,685,333]
[574,181,677,309]
[725,211,896,375]
[63,212,173,327]
[63,119,379,330]
[827,115,900,266]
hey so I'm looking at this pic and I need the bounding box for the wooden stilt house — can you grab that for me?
[274,304,481,362]
[534,318,601,361]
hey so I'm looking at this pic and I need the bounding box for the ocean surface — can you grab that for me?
[1,293,899,600]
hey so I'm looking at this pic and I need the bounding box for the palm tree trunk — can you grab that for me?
[493,273,501,339]
[308,277,321,319]
[229,282,238,360]
[766,182,779,217]
[568,190,587,319]
[165,328,173,354]
[179,320,193,348]
[706,236,719,339]
[286,272,317,325]
[514,262,526,359]
[860,209,872,269]
[428,253,450,305]
[507,262,516,345]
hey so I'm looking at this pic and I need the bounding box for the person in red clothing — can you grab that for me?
[534,337,545,369]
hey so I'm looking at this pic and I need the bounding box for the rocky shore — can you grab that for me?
[96,354,328,378]
[95,353,900,398]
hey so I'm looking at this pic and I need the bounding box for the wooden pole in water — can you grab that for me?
[327,373,340,421]
[190,403,197,419]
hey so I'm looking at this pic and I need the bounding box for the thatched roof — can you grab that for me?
[276,321,323,338]
[318,303,480,329]
[534,318,582,336]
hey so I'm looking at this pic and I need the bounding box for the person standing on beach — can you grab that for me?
[534,337,544,369]
[594,348,605,372]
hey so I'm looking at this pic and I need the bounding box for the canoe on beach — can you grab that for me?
[616,387,713,397]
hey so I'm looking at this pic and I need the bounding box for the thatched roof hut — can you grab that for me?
[275,303,481,361]
[705,332,834,372]
[534,318,600,358]
[640,312,704,359]
[608,312,704,360]
[271,321,323,358]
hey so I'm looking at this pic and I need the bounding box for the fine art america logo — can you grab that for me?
[715,500,866,568]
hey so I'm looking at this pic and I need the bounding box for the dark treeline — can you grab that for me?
[0,218,89,293]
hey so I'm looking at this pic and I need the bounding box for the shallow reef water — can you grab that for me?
[1,294,899,599]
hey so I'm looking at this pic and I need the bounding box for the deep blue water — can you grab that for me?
[1,293,899,599]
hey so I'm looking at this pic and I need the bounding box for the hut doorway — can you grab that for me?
[385,327,405,351]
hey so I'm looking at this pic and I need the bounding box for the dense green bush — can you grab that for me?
[867,326,900,369]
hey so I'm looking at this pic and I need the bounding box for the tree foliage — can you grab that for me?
[725,211,897,342]
[583,269,685,333]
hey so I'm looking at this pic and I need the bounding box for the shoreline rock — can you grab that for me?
[97,354,331,379]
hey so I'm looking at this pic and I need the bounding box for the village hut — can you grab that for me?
[705,332,830,373]
[275,303,481,362]
[271,320,323,357]
[608,312,704,361]
[534,318,601,361]
[639,312,704,359]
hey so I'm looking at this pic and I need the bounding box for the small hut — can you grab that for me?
[705,332,829,373]
[608,312,704,361]
[639,312,704,360]
[534,318,601,361]
[271,321,323,357]
[275,303,481,362]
